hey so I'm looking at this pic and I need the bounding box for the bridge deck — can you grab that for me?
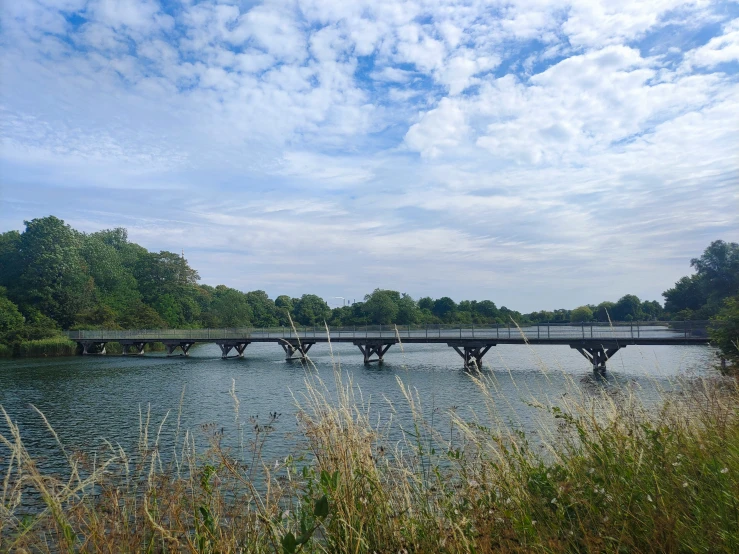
[66,323,714,372]
[66,322,712,346]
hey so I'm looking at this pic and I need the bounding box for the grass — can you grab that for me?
[1,338,738,552]
[0,339,167,358]
[15,337,79,357]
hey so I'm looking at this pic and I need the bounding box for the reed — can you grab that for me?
[1,349,738,552]
[15,337,78,357]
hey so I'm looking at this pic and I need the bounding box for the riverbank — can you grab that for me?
[1,358,737,553]
[0,338,166,358]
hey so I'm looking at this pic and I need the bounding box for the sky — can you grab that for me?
[0,0,738,312]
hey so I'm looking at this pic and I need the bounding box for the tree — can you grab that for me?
[245,290,277,327]
[432,297,457,322]
[75,304,120,329]
[611,295,643,321]
[80,234,141,315]
[14,216,93,328]
[294,295,330,326]
[663,240,739,319]
[474,300,499,322]
[710,296,739,371]
[570,306,593,323]
[274,295,294,326]
[594,301,616,322]
[397,294,419,324]
[690,240,739,302]
[0,290,24,344]
[363,289,400,324]
[663,276,707,315]
[119,300,167,329]
[0,230,21,288]
[206,286,253,328]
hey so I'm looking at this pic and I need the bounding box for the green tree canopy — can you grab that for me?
[294,294,331,326]
[363,289,400,325]
[14,216,93,328]
[570,306,593,323]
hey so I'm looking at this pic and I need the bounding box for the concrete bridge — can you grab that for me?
[66,322,713,374]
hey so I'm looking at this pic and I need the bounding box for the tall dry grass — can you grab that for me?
[1,332,738,553]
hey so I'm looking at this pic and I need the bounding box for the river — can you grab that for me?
[0,342,715,475]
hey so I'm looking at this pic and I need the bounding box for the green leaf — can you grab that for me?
[331,470,339,490]
[281,531,297,554]
[314,494,329,518]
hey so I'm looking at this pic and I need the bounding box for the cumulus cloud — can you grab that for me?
[0,0,736,310]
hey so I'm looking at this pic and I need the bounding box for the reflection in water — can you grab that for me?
[0,342,715,474]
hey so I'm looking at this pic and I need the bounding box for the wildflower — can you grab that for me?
[721,467,729,474]
[531,520,537,526]
[682,482,688,488]
[603,516,609,522]
[588,468,595,474]
[647,494,653,502]
[672,462,679,466]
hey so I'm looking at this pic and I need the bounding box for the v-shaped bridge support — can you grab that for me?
[280,340,315,361]
[571,344,622,374]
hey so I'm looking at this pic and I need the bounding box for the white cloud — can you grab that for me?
[404,98,471,158]
[683,18,739,68]
[0,0,737,310]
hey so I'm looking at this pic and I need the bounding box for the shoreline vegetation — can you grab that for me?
[1,352,738,552]
[0,340,167,359]
[1,216,737,364]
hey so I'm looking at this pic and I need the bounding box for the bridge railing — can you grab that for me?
[65,321,719,342]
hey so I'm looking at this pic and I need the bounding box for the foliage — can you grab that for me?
[570,305,593,322]
[294,294,331,326]
[664,240,739,319]
[1,217,733,351]
[710,296,739,369]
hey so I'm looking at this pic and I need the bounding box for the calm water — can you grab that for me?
[0,342,715,472]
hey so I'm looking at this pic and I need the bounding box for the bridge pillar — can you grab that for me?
[79,341,107,355]
[280,340,315,361]
[121,341,146,356]
[571,344,622,374]
[448,342,495,370]
[355,341,394,364]
[163,341,195,357]
[217,342,250,359]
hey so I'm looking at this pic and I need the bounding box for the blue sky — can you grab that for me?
[1,0,737,311]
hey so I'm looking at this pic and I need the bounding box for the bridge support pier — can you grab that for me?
[571,344,622,374]
[281,341,315,361]
[121,341,147,356]
[163,341,195,357]
[355,342,394,364]
[449,342,495,370]
[79,341,107,355]
[218,342,250,359]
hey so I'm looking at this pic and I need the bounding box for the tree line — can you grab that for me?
[0,217,737,355]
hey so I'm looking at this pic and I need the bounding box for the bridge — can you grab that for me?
[66,322,714,374]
